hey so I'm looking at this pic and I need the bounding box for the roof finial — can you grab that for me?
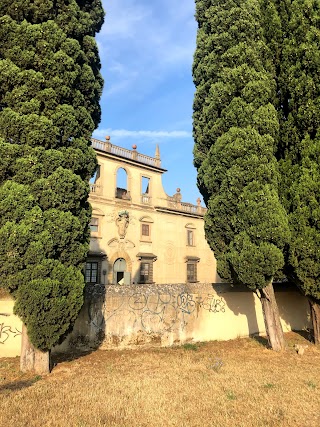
[155,144,160,160]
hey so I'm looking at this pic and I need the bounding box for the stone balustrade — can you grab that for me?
[141,194,152,204]
[90,138,206,215]
[90,183,102,195]
[166,196,207,215]
[91,138,161,168]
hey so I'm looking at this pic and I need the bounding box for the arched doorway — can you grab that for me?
[113,258,127,284]
[108,251,132,285]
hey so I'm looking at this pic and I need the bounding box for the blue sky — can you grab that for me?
[93,0,202,205]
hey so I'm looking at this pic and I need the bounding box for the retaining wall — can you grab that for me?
[0,283,311,357]
[54,283,311,353]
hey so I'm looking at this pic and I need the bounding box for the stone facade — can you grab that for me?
[86,137,218,286]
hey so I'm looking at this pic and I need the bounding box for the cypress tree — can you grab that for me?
[193,0,290,350]
[277,0,320,343]
[0,0,104,372]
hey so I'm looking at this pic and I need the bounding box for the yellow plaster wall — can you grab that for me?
[1,286,311,357]
[89,150,218,285]
[0,298,22,357]
[53,284,311,354]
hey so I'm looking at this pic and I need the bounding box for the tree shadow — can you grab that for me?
[52,283,106,365]
[291,329,314,342]
[212,283,260,336]
[0,378,40,393]
[250,334,269,348]
[274,284,311,338]
[51,349,95,366]
[132,268,140,285]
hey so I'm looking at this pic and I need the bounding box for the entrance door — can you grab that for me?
[113,258,127,284]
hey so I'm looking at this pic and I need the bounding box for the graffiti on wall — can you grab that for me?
[0,313,22,345]
[88,289,226,335]
[199,294,226,313]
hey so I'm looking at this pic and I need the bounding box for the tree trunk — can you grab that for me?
[259,281,285,351]
[20,324,50,374]
[309,299,320,344]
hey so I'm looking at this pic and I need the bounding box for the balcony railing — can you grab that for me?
[166,196,207,215]
[91,138,161,168]
[90,139,206,215]
[90,184,102,195]
[141,194,152,204]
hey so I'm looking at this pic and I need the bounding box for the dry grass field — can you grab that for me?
[0,332,319,427]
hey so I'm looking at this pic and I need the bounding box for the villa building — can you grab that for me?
[87,136,218,286]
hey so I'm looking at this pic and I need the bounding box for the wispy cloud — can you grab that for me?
[103,72,139,96]
[93,128,191,139]
[98,0,196,97]
[100,1,150,39]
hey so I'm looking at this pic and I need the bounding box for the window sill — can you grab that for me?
[137,282,155,285]
[115,197,131,203]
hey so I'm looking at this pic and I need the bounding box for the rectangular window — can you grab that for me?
[142,224,150,236]
[90,217,99,233]
[140,262,153,284]
[85,262,98,284]
[90,165,100,184]
[187,229,194,246]
[141,176,151,204]
[141,263,149,276]
[142,176,150,194]
[187,263,197,283]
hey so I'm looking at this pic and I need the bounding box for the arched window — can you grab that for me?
[116,167,130,199]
